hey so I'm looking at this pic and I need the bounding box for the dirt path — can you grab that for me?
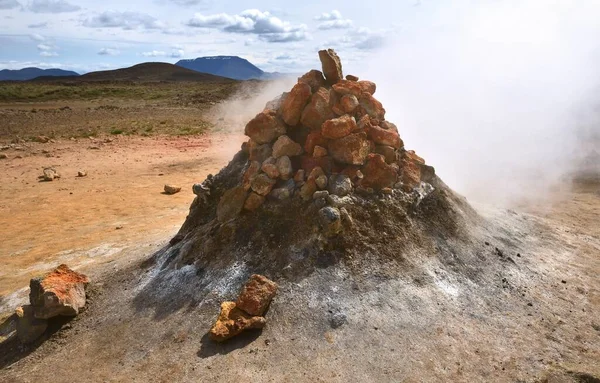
[0,134,243,307]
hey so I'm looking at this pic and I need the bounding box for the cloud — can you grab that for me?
[315,10,353,30]
[186,9,309,42]
[326,27,389,51]
[315,10,342,21]
[36,41,59,56]
[170,49,184,58]
[40,51,58,57]
[37,43,53,50]
[141,49,185,58]
[141,50,166,57]
[169,0,208,6]
[84,11,165,30]
[28,0,80,13]
[28,22,49,28]
[29,33,45,41]
[0,0,19,9]
[98,47,119,56]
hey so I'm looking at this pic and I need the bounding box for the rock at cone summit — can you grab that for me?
[29,264,89,319]
[319,49,343,85]
[209,302,266,342]
[298,70,326,93]
[301,87,334,131]
[236,274,278,316]
[280,82,312,126]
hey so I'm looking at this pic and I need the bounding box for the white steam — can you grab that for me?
[362,0,600,204]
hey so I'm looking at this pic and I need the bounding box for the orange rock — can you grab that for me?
[332,80,364,98]
[209,302,266,342]
[322,115,357,139]
[304,131,329,154]
[300,87,333,131]
[358,80,376,95]
[359,92,385,120]
[346,74,359,81]
[272,135,303,158]
[404,150,425,165]
[243,192,265,211]
[341,94,359,113]
[280,82,312,126]
[242,161,261,191]
[244,110,286,144]
[360,153,398,190]
[236,274,278,316]
[261,162,280,179]
[380,120,398,132]
[313,145,328,157]
[29,264,89,319]
[298,70,326,93]
[251,174,277,196]
[400,158,422,191]
[367,124,403,149]
[328,132,371,165]
[318,49,343,85]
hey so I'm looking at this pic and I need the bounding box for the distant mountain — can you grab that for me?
[175,56,267,80]
[34,63,235,83]
[0,67,79,81]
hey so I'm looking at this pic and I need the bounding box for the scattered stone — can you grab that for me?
[236,274,278,316]
[34,135,50,143]
[328,174,353,196]
[381,187,393,195]
[16,305,48,344]
[319,49,343,85]
[280,82,312,126]
[332,80,365,98]
[217,186,247,222]
[88,145,100,150]
[328,132,371,165]
[322,115,357,139]
[209,302,266,342]
[244,192,265,211]
[374,145,398,164]
[318,207,343,237]
[40,167,59,181]
[368,124,403,149]
[244,110,286,144]
[276,156,293,180]
[313,145,328,157]
[29,264,89,319]
[272,135,303,158]
[358,81,377,95]
[264,93,287,112]
[164,184,181,195]
[315,198,327,208]
[251,174,277,196]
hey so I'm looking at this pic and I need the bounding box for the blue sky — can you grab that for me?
[0,0,422,73]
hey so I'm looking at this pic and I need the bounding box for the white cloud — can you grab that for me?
[98,47,119,56]
[170,49,184,58]
[142,50,166,57]
[37,43,53,50]
[84,11,165,30]
[141,49,185,58]
[315,10,342,21]
[325,27,389,51]
[186,9,309,42]
[28,22,49,28]
[169,0,208,6]
[40,51,58,56]
[36,41,59,56]
[29,33,45,41]
[28,0,80,13]
[0,0,19,9]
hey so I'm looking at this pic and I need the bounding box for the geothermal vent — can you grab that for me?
[140,49,477,308]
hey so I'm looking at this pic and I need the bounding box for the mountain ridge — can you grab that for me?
[0,67,79,81]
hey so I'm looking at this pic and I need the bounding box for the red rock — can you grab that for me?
[318,49,343,85]
[331,104,345,116]
[367,124,403,149]
[209,302,266,342]
[360,154,398,190]
[357,114,371,131]
[313,145,328,157]
[358,80,376,95]
[261,163,280,178]
[300,87,333,131]
[298,70,326,93]
[346,74,359,81]
[242,161,261,191]
[248,139,273,163]
[359,92,385,120]
[380,120,398,132]
[217,187,248,222]
[251,174,277,196]
[244,110,286,144]
[404,150,425,165]
[280,82,312,126]
[328,132,371,165]
[236,274,278,316]
[243,192,265,211]
[29,264,89,319]
[400,158,422,191]
[272,135,303,158]
[341,94,359,113]
[300,155,335,174]
[322,115,357,139]
[340,165,362,183]
[332,80,364,98]
[374,145,398,164]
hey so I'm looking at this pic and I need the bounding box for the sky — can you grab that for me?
[0,0,422,73]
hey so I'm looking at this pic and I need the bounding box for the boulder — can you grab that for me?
[374,145,398,164]
[322,115,357,139]
[298,70,326,93]
[248,140,273,163]
[242,161,261,191]
[244,192,265,211]
[280,82,312,126]
[313,145,328,157]
[358,81,376,95]
[251,174,277,196]
[359,92,385,120]
[400,153,423,191]
[245,110,286,144]
[346,74,359,81]
[217,186,247,222]
[367,124,403,149]
[304,131,329,155]
[261,163,280,179]
[272,135,303,158]
[276,156,293,180]
[300,87,334,131]
[318,207,343,237]
[209,302,266,342]
[360,154,398,190]
[328,174,353,196]
[332,80,364,98]
[404,150,426,165]
[341,94,359,113]
[29,264,89,319]
[380,120,398,131]
[318,49,343,85]
[328,132,371,165]
[236,274,278,316]
[164,184,181,195]
[16,305,47,344]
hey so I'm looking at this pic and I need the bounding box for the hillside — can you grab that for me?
[73,62,234,82]
[175,56,265,80]
[0,67,79,81]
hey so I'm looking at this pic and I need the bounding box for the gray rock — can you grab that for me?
[315,198,327,208]
[318,207,342,237]
[313,190,329,200]
[329,311,347,329]
[276,156,293,180]
[328,174,352,196]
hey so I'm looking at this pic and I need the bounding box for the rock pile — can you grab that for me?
[209,274,277,342]
[15,264,89,343]
[214,49,434,227]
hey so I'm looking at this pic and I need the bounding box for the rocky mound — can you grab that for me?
[137,49,479,315]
